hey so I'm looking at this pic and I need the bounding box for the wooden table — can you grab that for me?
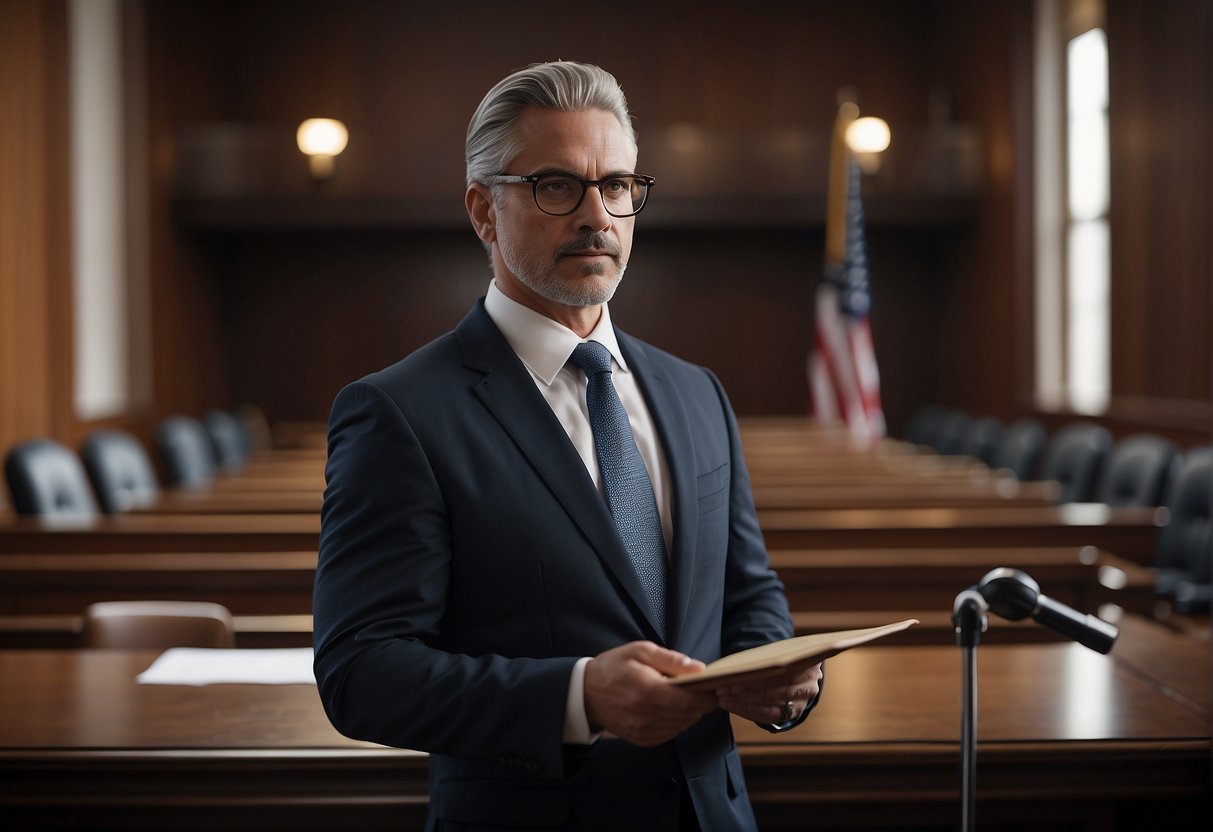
[0,503,1162,563]
[131,490,324,515]
[751,479,1060,509]
[0,513,320,554]
[0,616,1206,831]
[0,550,317,615]
[759,504,1166,565]
[770,546,1156,616]
[129,480,1060,515]
[0,544,1151,627]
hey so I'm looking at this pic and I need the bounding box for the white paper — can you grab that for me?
[136,647,316,686]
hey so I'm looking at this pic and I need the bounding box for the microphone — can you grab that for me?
[976,567,1118,654]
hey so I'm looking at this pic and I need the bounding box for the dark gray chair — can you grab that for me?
[155,416,216,488]
[991,419,1046,481]
[1038,422,1112,502]
[1096,434,1181,507]
[903,404,949,448]
[3,438,99,517]
[1154,448,1212,613]
[932,410,973,456]
[81,429,160,513]
[203,409,250,472]
[958,417,1004,468]
[235,403,272,454]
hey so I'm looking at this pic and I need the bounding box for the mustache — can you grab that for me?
[555,233,622,261]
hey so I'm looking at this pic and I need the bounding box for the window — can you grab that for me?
[69,0,152,420]
[1034,0,1109,415]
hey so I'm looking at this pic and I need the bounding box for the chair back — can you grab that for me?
[992,419,1046,481]
[932,411,973,456]
[1039,422,1112,502]
[203,409,251,472]
[958,417,1004,467]
[1154,448,1212,580]
[903,404,949,447]
[3,438,98,517]
[1096,434,1181,507]
[236,403,273,453]
[81,429,160,513]
[155,416,216,487]
[82,600,236,649]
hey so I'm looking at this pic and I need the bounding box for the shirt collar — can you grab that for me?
[484,280,629,385]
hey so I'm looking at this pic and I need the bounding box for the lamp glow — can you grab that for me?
[296,118,349,180]
[845,116,891,154]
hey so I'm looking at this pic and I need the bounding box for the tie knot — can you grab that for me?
[569,341,613,377]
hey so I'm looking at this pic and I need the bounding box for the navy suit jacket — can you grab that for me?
[314,300,801,831]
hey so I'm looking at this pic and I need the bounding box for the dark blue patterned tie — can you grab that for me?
[569,341,668,637]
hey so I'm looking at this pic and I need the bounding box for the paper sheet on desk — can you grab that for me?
[137,647,316,685]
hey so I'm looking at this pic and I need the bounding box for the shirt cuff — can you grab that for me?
[562,656,602,745]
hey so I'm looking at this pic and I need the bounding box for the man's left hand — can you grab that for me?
[714,660,823,726]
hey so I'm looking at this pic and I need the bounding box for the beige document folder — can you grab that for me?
[670,619,919,691]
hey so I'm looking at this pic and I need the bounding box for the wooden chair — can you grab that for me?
[82,601,236,649]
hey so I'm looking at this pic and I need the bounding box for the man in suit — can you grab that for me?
[313,61,823,831]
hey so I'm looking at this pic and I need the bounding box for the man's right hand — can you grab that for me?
[583,641,718,747]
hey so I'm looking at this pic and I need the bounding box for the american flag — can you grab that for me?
[808,107,885,443]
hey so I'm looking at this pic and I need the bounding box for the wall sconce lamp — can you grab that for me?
[845,115,891,174]
[296,118,349,181]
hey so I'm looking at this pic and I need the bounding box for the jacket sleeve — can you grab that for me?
[710,369,823,729]
[312,379,577,778]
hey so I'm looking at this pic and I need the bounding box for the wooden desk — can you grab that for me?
[133,490,323,515]
[0,551,317,615]
[0,620,1207,831]
[0,612,317,649]
[770,546,1156,615]
[0,544,1150,623]
[0,504,1161,563]
[759,504,1166,565]
[133,480,1059,515]
[0,513,320,554]
[0,650,428,831]
[734,635,1209,830]
[751,479,1060,509]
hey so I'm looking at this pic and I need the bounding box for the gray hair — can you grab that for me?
[465,61,636,187]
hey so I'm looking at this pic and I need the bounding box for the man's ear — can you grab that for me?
[466,184,497,245]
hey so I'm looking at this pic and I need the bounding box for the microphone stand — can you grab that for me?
[951,589,988,832]
[951,567,1117,832]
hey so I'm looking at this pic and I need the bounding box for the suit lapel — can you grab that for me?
[617,332,699,648]
[455,303,665,641]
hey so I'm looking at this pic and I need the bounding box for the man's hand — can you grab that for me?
[584,642,718,747]
[715,660,823,726]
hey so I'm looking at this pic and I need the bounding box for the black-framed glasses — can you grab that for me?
[489,172,655,217]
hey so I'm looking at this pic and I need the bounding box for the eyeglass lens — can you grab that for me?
[533,175,648,216]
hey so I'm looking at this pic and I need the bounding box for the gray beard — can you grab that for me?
[499,235,627,307]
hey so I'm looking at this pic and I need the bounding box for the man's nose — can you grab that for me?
[572,184,614,231]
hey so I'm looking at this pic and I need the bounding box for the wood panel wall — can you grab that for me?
[147,0,973,431]
[1106,0,1212,431]
[141,0,231,427]
[3,0,1208,458]
[0,0,72,457]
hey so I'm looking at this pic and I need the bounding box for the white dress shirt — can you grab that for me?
[483,280,673,744]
